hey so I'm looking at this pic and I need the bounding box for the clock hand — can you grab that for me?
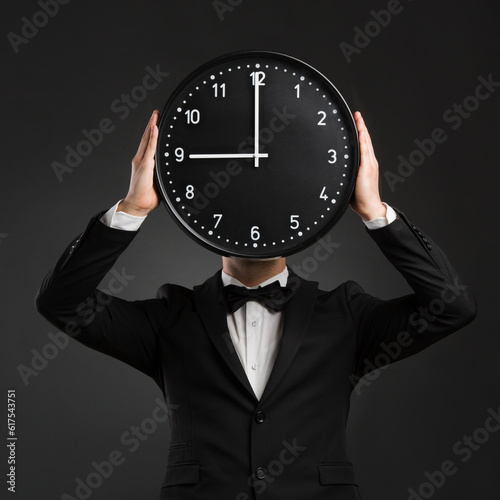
[253,71,264,168]
[189,153,269,159]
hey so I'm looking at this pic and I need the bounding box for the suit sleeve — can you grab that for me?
[35,211,168,389]
[347,209,477,382]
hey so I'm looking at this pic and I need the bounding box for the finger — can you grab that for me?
[135,110,157,162]
[358,130,371,169]
[355,112,377,166]
[143,120,158,168]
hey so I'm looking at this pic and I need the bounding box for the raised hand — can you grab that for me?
[118,110,160,216]
[349,111,387,221]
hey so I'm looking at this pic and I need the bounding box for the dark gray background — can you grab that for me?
[2,0,499,498]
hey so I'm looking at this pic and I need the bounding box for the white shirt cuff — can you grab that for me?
[363,203,397,230]
[100,200,147,231]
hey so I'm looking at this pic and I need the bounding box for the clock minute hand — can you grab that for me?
[253,71,265,168]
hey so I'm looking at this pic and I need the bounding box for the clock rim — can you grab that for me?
[155,50,360,259]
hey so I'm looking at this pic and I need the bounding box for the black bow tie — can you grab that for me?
[224,280,296,313]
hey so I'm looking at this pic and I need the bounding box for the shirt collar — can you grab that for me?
[221,265,289,289]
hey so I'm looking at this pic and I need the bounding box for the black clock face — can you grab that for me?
[156,51,359,258]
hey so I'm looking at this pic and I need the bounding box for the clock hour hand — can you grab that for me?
[189,153,268,159]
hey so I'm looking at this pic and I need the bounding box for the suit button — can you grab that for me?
[256,467,266,480]
[426,243,432,250]
[412,225,417,230]
[255,411,265,424]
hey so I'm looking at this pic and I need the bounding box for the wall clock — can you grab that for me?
[156,51,359,259]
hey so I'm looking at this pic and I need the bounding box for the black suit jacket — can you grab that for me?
[35,209,477,500]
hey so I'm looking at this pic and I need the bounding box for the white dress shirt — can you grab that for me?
[220,267,289,400]
[99,201,396,400]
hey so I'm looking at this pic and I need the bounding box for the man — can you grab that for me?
[36,110,477,499]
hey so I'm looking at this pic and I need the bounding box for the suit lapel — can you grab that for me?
[193,270,258,400]
[258,268,318,403]
[193,267,319,404]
